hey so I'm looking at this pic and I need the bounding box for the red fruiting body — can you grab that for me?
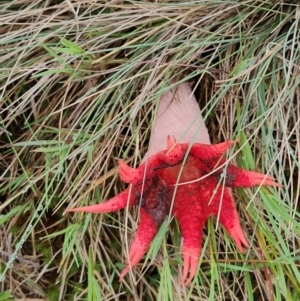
[67,137,280,285]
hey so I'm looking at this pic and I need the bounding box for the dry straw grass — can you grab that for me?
[0,1,299,300]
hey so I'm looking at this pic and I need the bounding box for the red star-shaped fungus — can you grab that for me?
[67,136,280,285]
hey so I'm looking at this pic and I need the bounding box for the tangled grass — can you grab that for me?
[0,1,299,300]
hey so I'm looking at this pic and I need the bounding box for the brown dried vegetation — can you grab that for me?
[0,1,299,300]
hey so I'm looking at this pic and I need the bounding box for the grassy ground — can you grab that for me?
[0,1,299,300]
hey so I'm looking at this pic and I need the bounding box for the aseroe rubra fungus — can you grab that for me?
[67,82,280,285]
